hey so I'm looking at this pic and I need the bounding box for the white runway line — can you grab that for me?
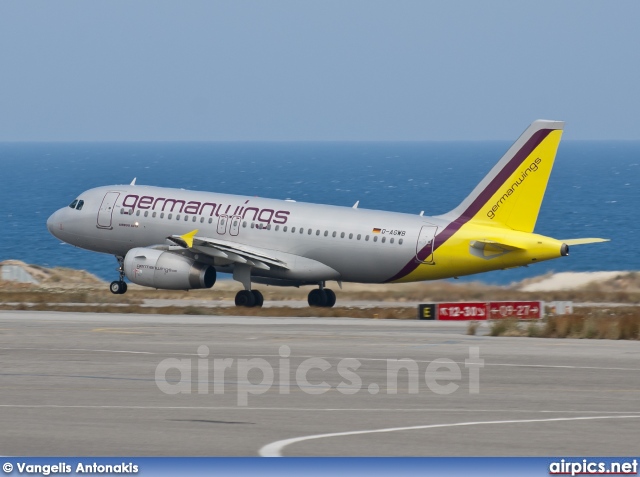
[0,346,156,355]
[258,415,640,457]
[249,354,640,372]
[0,405,638,415]
[1,346,639,372]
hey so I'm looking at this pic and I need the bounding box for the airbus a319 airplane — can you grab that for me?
[47,120,608,308]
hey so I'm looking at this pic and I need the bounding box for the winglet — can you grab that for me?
[130,177,137,186]
[180,229,199,248]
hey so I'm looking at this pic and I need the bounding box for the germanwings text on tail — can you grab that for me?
[47,120,608,308]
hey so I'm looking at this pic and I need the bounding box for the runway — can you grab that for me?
[0,310,639,456]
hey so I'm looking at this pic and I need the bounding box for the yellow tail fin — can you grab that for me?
[444,120,564,233]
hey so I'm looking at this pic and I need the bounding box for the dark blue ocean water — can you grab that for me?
[1,141,637,284]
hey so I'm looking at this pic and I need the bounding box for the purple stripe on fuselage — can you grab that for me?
[385,129,553,282]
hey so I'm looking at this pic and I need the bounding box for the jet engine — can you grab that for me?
[123,247,216,290]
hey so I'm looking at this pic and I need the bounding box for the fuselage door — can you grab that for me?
[416,225,438,264]
[217,214,228,235]
[229,215,241,236]
[97,191,120,229]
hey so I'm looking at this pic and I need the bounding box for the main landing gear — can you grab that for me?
[234,290,264,308]
[110,256,128,295]
[232,264,263,308]
[308,287,336,308]
[231,264,336,308]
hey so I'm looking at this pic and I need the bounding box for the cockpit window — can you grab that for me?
[69,200,78,209]
[76,200,84,210]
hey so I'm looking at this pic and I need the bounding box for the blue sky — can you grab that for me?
[1,1,639,141]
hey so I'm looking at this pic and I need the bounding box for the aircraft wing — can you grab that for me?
[167,229,289,271]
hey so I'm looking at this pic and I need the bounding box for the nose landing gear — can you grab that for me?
[110,256,128,295]
[110,280,128,295]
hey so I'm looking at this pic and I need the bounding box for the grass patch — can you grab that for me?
[488,307,640,340]
[544,310,639,339]
[489,318,527,337]
[0,290,142,305]
[526,321,542,337]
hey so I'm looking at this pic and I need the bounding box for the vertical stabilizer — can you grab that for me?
[444,120,564,233]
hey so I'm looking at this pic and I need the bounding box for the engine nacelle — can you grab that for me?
[123,247,216,290]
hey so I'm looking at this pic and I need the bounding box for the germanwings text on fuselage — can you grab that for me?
[122,194,291,224]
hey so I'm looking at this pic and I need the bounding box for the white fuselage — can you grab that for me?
[48,121,596,294]
[47,184,446,284]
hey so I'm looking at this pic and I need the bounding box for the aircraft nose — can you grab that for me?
[47,209,63,237]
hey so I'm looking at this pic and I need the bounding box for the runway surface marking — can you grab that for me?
[258,415,640,457]
[0,346,638,372]
[0,404,638,415]
[2,346,639,372]
[91,328,149,334]
[0,347,156,355]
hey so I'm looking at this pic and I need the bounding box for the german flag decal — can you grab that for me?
[372,228,381,234]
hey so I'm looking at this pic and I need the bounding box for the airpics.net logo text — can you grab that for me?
[155,346,484,406]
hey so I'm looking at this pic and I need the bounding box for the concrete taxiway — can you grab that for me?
[0,310,638,456]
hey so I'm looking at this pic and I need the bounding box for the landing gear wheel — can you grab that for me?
[251,290,264,308]
[324,289,336,308]
[111,256,127,295]
[110,280,127,295]
[235,290,256,307]
[308,289,328,307]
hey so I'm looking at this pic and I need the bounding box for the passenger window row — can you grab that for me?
[121,207,404,245]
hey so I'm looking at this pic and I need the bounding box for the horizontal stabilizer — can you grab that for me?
[561,238,610,246]
[469,239,526,260]
[470,239,525,251]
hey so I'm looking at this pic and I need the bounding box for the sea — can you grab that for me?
[0,141,638,285]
